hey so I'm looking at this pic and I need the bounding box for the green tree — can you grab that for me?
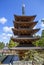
[38,38,44,46]
[8,39,19,48]
[41,30,44,37]
[0,42,5,49]
[33,37,44,47]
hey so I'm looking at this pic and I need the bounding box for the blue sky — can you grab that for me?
[0,0,44,44]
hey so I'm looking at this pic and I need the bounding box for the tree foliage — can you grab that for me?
[41,30,44,37]
[34,30,44,46]
[33,37,44,47]
[8,39,19,48]
[0,42,5,49]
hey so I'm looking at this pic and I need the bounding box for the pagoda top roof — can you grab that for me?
[14,15,36,21]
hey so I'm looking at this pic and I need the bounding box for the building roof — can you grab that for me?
[14,15,36,21]
[14,21,38,28]
[12,28,40,35]
[11,37,40,43]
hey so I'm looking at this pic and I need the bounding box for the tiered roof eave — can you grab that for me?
[11,37,40,43]
[12,14,40,47]
[14,15,36,21]
[12,28,40,35]
[13,21,38,28]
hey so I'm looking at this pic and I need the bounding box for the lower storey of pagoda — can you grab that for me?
[17,42,35,47]
[11,36,40,47]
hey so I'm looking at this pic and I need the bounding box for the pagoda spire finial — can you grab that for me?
[22,4,25,15]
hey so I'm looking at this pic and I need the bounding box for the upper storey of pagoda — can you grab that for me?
[12,15,40,36]
[13,15,37,29]
[14,15,36,22]
[13,20,37,28]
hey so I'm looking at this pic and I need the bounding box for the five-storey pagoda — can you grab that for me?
[12,4,40,47]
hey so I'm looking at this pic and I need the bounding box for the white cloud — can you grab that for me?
[41,20,44,30]
[0,17,7,24]
[33,26,36,29]
[41,18,44,21]
[41,27,44,30]
[2,33,12,37]
[3,26,13,33]
[2,33,6,36]
[0,26,13,43]
[0,33,12,44]
[0,32,17,43]
[41,23,44,27]
[3,36,7,40]
[41,18,44,27]
[0,33,12,40]
[7,33,12,37]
